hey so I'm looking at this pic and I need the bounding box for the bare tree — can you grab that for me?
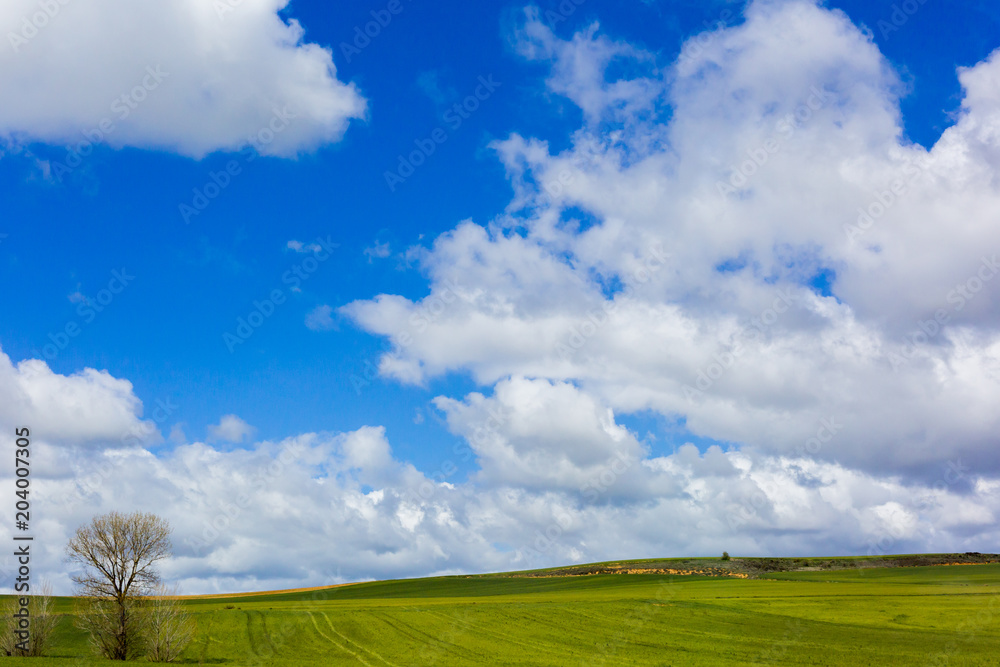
[66,511,172,660]
[76,595,146,661]
[0,581,59,656]
[142,584,194,663]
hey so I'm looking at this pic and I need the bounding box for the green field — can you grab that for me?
[3,560,999,665]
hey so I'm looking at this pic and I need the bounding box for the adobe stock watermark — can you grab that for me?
[179,105,298,224]
[580,450,635,503]
[555,244,671,360]
[684,288,795,401]
[890,254,999,371]
[717,86,830,198]
[542,0,587,28]
[239,567,344,665]
[213,0,247,20]
[877,0,932,40]
[49,395,179,510]
[587,578,679,667]
[862,459,968,565]
[338,0,414,63]
[384,75,502,192]
[517,448,637,567]
[844,158,930,244]
[33,268,135,362]
[223,236,337,352]
[925,593,1000,667]
[405,406,499,505]
[350,278,467,394]
[8,0,73,54]
[52,65,169,181]
[538,152,599,206]
[790,416,843,459]
[756,621,806,665]
[677,8,737,66]
[729,416,843,531]
[184,441,308,557]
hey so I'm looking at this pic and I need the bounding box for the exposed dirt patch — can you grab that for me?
[171,582,358,600]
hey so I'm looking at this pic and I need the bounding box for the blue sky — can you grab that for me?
[2,0,1000,593]
[2,0,996,468]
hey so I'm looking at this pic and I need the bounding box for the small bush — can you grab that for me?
[721,552,730,561]
[0,582,58,657]
[144,585,195,663]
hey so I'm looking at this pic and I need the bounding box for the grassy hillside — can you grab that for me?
[2,557,998,665]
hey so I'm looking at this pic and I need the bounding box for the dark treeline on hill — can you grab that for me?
[740,552,1000,574]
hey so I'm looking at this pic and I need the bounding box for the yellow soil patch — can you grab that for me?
[166,582,359,600]
[517,568,750,579]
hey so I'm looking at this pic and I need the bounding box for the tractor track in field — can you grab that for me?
[371,610,479,661]
[487,608,597,658]
[423,607,584,659]
[318,611,399,667]
[307,611,376,666]
[519,606,639,647]
[198,614,216,663]
[245,611,269,657]
[259,612,279,656]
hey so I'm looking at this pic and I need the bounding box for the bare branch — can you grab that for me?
[66,511,173,660]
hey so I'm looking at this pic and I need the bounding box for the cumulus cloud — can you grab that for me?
[344,0,1000,484]
[0,348,154,446]
[1,369,994,596]
[434,377,648,493]
[0,350,995,596]
[4,1,1000,597]
[207,414,256,444]
[0,0,366,157]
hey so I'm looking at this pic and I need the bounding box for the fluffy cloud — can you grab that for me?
[0,0,365,157]
[1,362,994,596]
[344,0,1000,484]
[207,414,256,444]
[4,1,1000,596]
[434,377,649,493]
[0,348,154,446]
[0,352,995,595]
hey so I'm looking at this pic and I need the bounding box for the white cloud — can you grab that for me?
[287,240,323,253]
[0,0,366,158]
[363,240,391,262]
[4,1,1000,597]
[511,7,664,126]
[3,402,994,596]
[344,1,1000,482]
[0,348,154,446]
[434,377,648,493]
[168,423,187,444]
[305,304,336,331]
[0,350,995,596]
[207,414,255,444]
[340,425,394,475]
